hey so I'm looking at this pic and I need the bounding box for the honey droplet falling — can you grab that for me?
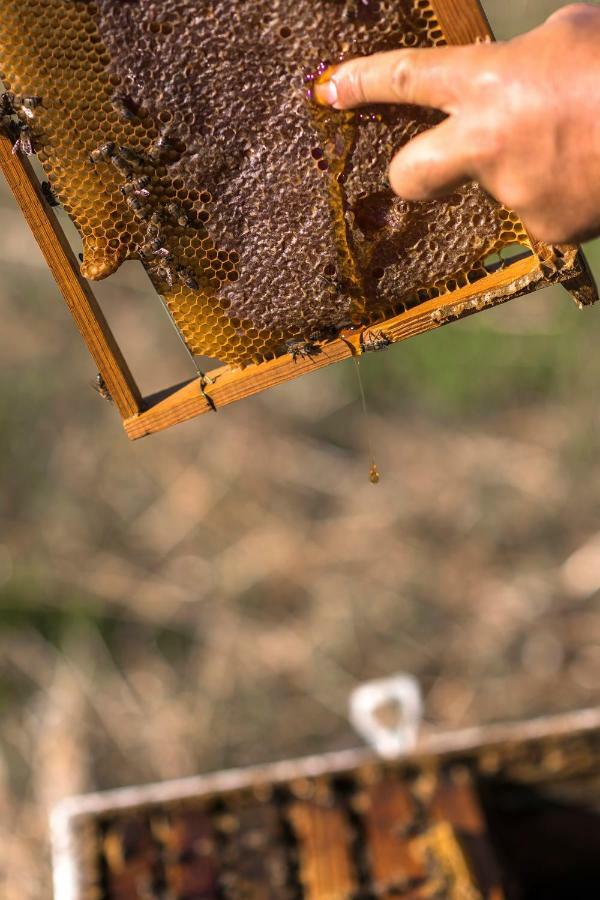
[352,356,381,484]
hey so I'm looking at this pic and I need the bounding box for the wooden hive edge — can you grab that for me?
[124,249,596,440]
[0,131,143,419]
[51,706,600,900]
[431,0,493,45]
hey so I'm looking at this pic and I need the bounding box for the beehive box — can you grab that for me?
[52,707,600,899]
[0,0,597,439]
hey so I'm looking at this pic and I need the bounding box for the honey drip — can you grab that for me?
[369,462,380,485]
[352,356,380,485]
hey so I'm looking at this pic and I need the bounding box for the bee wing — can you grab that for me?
[90,378,113,402]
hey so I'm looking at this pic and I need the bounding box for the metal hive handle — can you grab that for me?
[349,673,423,759]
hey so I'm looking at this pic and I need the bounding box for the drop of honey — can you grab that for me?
[351,356,381,485]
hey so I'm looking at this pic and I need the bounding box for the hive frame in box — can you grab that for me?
[0,0,597,440]
[51,706,600,900]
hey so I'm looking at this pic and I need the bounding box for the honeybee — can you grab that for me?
[1,92,41,121]
[176,265,199,291]
[0,91,16,119]
[308,323,345,342]
[198,371,217,412]
[343,0,380,24]
[110,91,139,121]
[118,144,148,168]
[41,180,59,207]
[12,122,36,155]
[92,373,113,403]
[124,194,149,219]
[145,210,164,239]
[120,174,151,198]
[150,258,176,289]
[148,132,177,164]
[89,142,143,178]
[89,141,116,164]
[142,215,166,248]
[111,156,134,178]
[165,201,194,228]
[360,328,391,353]
[284,339,321,362]
[19,95,42,119]
[139,236,170,260]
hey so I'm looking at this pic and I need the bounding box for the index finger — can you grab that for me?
[314,45,480,112]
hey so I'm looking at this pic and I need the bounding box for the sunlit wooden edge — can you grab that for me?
[124,253,557,440]
[53,704,600,820]
[431,0,492,45]
[0,131,143,418]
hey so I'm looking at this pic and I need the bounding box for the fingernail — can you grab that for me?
[314,78,339,107]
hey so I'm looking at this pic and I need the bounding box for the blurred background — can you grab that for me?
[1,1,600,896]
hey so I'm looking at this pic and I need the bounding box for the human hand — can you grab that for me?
[315,4,600,244]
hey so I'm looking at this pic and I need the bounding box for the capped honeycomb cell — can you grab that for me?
[0,0,532,368]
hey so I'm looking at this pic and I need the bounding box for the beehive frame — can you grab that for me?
[0,0,596,440]
[51,706,600,899]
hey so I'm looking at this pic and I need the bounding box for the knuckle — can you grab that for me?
[469,88,520,153]
[548,3,596,25]
[470,62,505,95]
[344,64,368,105]
[495,176,532,215]
[389,151,429,199]
[469,119,505,166]
[390,51,417,102]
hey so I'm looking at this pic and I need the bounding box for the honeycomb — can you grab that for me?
[0,0,530,367]
[69,770,504,899]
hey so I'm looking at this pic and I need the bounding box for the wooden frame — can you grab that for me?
[0,0,597,440]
